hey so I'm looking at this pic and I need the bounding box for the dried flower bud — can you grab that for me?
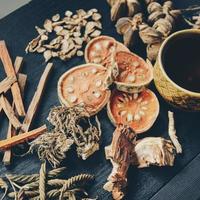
[127,0,141,17]
[139,23,163,44]
[153,18,173,36]
[147,2,162,14]
[116,17,132,34]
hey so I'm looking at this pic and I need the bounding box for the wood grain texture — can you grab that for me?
[0,0,200,200]
[0,76,16,94]
[0,41,25,116]
[0,125,47,150]
[20,63,53,133]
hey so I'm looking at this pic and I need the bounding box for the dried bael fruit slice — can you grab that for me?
[107,89,159,134]
[85,35,130,65]
[58,64,111,116]
[115,51,153,93]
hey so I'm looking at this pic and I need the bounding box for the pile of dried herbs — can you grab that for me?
[25,9,102,62]
[0,162,95,200]
[27,105,101,168]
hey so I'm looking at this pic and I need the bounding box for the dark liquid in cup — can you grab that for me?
[162,33,200,93]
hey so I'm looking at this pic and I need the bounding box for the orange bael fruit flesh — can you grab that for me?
[107,89,160,134]
[114,51,153,93]
[85,35,130,65]
[58,64,111,116]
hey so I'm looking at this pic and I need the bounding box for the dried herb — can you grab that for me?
[28,105,101,167]
[26,9,102,62]
[2,164,94,200]
[0,178,8,200]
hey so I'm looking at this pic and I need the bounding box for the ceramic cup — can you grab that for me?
[154,29,200,111]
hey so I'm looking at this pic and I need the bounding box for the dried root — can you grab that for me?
[28,132,73,168]
[28,105,101,167]
[104,125,137,200]
[26,9,102,62]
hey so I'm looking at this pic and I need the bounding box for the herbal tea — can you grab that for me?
[163,33,200,93]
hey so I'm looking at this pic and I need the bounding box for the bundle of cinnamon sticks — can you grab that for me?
[0,41,53,165]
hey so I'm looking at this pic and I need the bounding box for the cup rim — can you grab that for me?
[158,29,200,97]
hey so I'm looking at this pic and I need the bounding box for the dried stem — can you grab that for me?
[168,111,182,154]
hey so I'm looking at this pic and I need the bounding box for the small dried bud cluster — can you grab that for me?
[108,0,181,61]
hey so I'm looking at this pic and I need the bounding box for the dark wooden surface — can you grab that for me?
[0,0,200,199]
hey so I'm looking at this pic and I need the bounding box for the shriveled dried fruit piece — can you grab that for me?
[107,89,159,134]
[114,51,153,93]
[58,64,110,116]
[133,137,176,168]
[104,125,137,200]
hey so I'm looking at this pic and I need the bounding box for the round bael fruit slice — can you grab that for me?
[85,35,130,65]
[58,64,111,116]
[115,51,153,93]
[107,89,159,134]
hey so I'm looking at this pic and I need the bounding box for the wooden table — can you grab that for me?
[0,0,200,199]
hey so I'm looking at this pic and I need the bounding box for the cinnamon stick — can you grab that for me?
[0,76,16,94]
[0,125,47,150]
[3,73,27,165]
[20,63,53,133]
[0,95,22,129]
[0,41,25,116]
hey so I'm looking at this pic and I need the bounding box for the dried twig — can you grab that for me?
[0,125,47,150]
[0,41,25,116]
[168,111,182,154]
[20,63,53,133]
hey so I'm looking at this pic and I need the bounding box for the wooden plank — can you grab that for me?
[20,63,53,133]
[150,154,200,200]
[3,73,27,165]
[0,41,25,116]
[0,125,47,150]
[0,95,22,129]
[0,76,16,94]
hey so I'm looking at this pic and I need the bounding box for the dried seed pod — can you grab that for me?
[148,10,165,24]
[52,14,60,22]
[44,19,53,32]
[116,17,132,34]
[123,26,137,47]
[127,0,140,17]
[35,26,47,35]
[43,50,52,62]
[147,2,162,14]
[139,23,163,44]
[111,0,127,22]
[92,13,102,21]
[153,18,172,36]
[90,30,101,37]
[146,42,162,61]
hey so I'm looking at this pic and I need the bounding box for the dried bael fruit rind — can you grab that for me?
[107,89,159,134]
[133,137,176,168]
[58,64,111,116]
[114,51,153,93]
[84,35,130,65]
